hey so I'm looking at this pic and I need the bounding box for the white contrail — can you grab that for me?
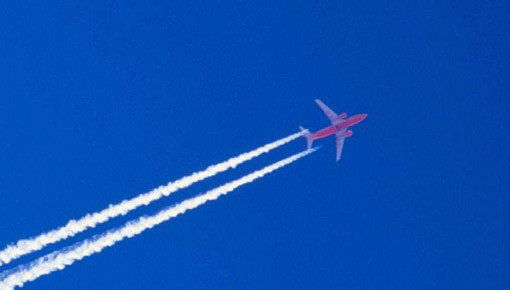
[0,148,316,289]
[0,131,306,268]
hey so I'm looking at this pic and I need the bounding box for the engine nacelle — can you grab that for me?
[338,113,347,119]
[345,130,353,137]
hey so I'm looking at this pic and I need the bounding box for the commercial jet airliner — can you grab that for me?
[300,99,367,161]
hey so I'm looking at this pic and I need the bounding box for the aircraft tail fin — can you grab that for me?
[299,126,313,149]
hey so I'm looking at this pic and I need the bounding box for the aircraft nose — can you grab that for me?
[360,114,368,120]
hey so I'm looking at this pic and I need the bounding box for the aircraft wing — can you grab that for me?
[335,131,346,161]
[315,99,338,123]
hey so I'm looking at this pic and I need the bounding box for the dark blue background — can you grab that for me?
[1,1,509,289]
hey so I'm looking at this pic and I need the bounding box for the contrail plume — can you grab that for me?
[0,148,316,289]
[0,131,306,268]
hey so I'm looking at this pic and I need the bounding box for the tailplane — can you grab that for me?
[299,126,313,149]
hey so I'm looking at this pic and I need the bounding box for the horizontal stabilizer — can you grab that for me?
[299,126,313,149]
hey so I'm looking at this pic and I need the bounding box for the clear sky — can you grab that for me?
[1,1,509,289]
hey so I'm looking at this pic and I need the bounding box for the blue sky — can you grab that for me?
[1,1,509,289]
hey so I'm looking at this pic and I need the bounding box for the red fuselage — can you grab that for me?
[310,114,368,140]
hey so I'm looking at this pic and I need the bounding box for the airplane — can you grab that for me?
[300,99,367,161]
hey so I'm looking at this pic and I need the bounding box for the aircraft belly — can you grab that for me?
[313,126,337,139]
